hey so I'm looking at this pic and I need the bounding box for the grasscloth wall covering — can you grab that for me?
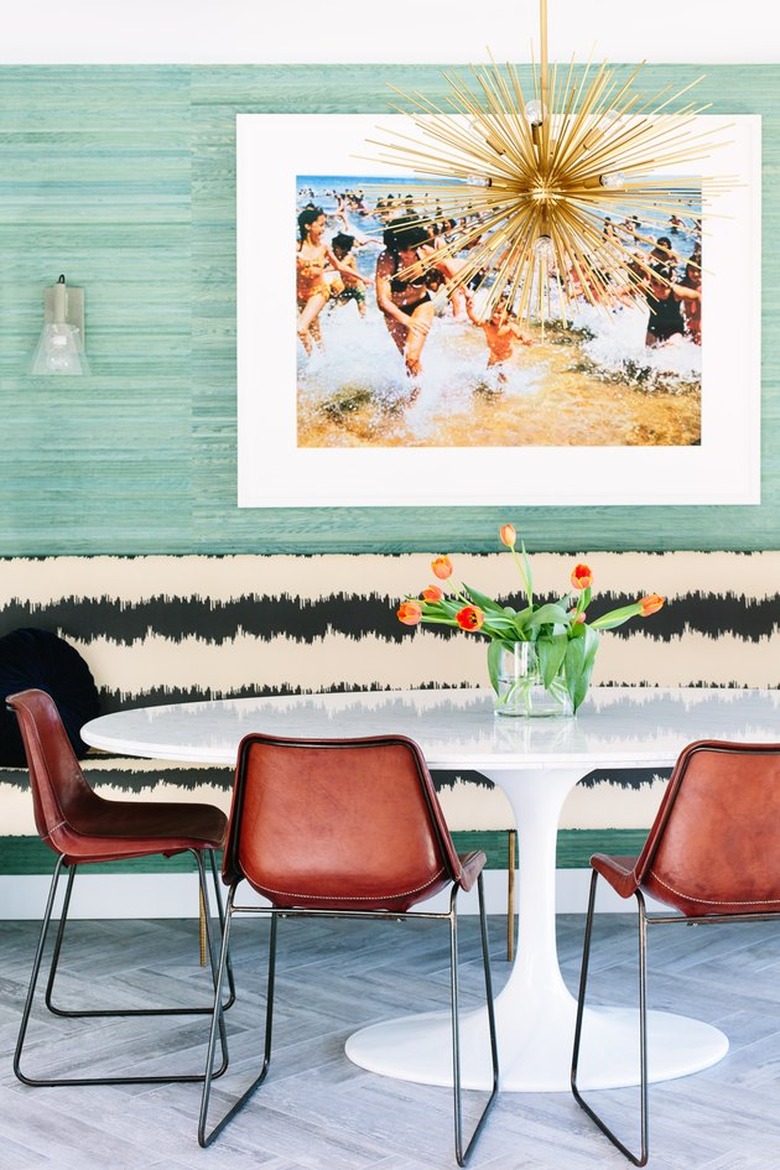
[0,64,778,555]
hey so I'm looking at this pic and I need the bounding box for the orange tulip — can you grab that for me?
[422,584,443,601]
[431,555,454,580]
[639,593,665,617]
[571,563,592,591]
[397,601,423,626]
[499,524,516,548]
[455,605,484,631]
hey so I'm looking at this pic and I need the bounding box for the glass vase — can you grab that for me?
[491,642,574,718]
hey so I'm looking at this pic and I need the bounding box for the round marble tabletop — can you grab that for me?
[82,686,780,1093]
[82,685,780,771]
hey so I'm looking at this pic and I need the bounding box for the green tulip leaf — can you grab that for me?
[564,627,600,710]
[462,583,509,614]
[536,636,568,687]
[526,602,572,630]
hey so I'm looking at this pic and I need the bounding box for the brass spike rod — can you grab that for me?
[540,0,549,119]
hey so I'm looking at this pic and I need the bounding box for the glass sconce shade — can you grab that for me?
[30,275,90,376]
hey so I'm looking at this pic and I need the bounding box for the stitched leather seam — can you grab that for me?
[649,870,780,907]
[257,867,448,902]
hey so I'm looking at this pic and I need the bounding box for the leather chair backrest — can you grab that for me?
[223,733,465,913]
[635,740,780,916]
[7,688,101,855]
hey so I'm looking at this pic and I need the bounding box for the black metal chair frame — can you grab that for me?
[570,868,780,1166]
[198,876,499,1167]
[15,847,237,1087]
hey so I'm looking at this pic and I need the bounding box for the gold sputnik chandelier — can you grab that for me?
[369,0,726,323]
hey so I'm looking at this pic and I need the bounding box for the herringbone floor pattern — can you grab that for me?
[1,912,779,1169]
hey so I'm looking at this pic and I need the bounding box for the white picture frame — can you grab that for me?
[237,112,761,508]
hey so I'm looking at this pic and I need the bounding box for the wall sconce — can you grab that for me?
[30,274,90,376]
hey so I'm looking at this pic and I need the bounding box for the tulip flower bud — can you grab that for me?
[431,556,454,580]
[455,605,484,631]
[639,594,665,617]
[397,601,423,626]
[571,563,593,591]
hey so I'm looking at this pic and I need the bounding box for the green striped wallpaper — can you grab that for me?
[0,64,777,556]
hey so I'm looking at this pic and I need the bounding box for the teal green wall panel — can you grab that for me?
[0,63,777,555]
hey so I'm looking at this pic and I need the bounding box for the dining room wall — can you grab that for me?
[0,60,777,558]
[0,9,776,918]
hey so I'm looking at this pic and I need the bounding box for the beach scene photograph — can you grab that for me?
[295,175,703,451]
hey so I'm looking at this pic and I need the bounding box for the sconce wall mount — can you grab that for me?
[30,274,90,376]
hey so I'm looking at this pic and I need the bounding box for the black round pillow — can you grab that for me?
[0,627,101,765]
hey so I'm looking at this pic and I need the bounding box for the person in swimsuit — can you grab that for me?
[296,206,370,354]
[672,261,702,345]
[375,216,443,381]
[648,235,680,270]
[644,263,685,347]
[465,290,532,387]
[328,233,367,317]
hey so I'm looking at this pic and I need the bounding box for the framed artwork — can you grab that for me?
[236,112,761,508]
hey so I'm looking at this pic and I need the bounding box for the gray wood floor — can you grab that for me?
[1,908,779,1170]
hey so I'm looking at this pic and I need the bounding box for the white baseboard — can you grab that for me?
[0,868,643,920]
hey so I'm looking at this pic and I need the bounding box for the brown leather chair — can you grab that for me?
[198,731,499,1166]
[571,739,780,1166]
[8,687,234,1086]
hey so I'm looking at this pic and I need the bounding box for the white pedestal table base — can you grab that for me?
[345,994,729,1093]
[346,764,729,1092]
